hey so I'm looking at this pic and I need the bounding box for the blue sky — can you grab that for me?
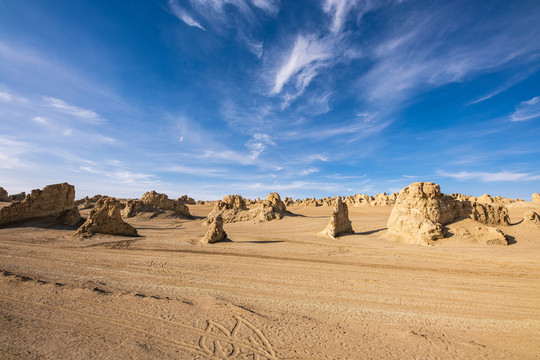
[1,0,539,200]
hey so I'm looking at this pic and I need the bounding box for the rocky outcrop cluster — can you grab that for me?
[75,195,102,210]
[122,191,192,219]
[353,193,398,207]
[387,182,510,245]
[319,197,354,239]
[0,187,9,202]
[532,193,540,203]
[201,214,227,244]
[75,197,138,237]
[0,183,81,226]
[451,193,516,205]
[204,193,287,224]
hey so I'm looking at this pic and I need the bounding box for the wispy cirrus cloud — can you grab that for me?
[437,170,540,182]
[167,0,205,30]
[362,3,540,103]
[43,97,105,124]
[271,34,333,95]
[510,96,540,122]
[167,0,278,56]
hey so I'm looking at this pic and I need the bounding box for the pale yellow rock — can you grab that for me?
[319,197,354,239]
[201,214,227,244]
[523,211,540,225]
[204,193,287,224]
[122,191,191,218]
[388,182,510,246]
[75,197,138,237]
[532,193,540,202]
[0,183,80,226]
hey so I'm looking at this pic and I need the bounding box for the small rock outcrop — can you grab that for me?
[523,211,540,225]
[0,183,80,226]
[0,187,9,202]
[75,197,138,237]
[532,193,540,203]
[319,197,354,239]
[387,182,510,245]
[201,214,227,244]
[180,195,196,205]
[9,192,26,202]
[258,193,287,221]
[122,191,191,218]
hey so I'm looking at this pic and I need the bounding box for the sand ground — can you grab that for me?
[0,202,539,359]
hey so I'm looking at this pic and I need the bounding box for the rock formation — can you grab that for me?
[201,214,227,244]
[204,193,287,224]
[75,197,138,237]
[257,192,287,221]
[0,187,9,202]
[523,211,540,225]
[532,193,540,203]
[9,192,26,202]
[180,195,195,204]
[319,197,354,239]
[0,183,81,226]
[122,191,191,219]
[387,182,510,245]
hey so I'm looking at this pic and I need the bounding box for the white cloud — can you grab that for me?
[0,91,12,101]
[437,170,540,182]
[284,112,388,141]
[510,96,540,122]
[300,168,319,176]
[43,97,105,124]
[251,0,280,16]
[246,133,275,159]
[32,116,49,126]
[0,137,34,169]
[168,0,206,30]
[361,4,540,103]
[271,35,332,95]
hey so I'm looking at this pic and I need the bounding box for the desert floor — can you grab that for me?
[0,202,539,359]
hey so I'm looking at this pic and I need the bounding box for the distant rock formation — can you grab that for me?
[532,193,540,203]
[0,183,81,226]
[75,195,102,210]
[0,187,9,202]
[180,195,196,204]
[9,192,26,202]
[523,211,540,225]
[122,191,192,219]
[319,197,354,239]
[75,197,138,237]
[201,214,227,244]
[196,200,205,205]
[352,192,398,207]
[387,182,509,245]
[204,193,287,224]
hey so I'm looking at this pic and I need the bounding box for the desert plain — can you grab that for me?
[0,185,539,360]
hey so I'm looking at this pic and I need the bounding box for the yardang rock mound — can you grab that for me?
[75,197,138,237]
[319,197,354,239]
